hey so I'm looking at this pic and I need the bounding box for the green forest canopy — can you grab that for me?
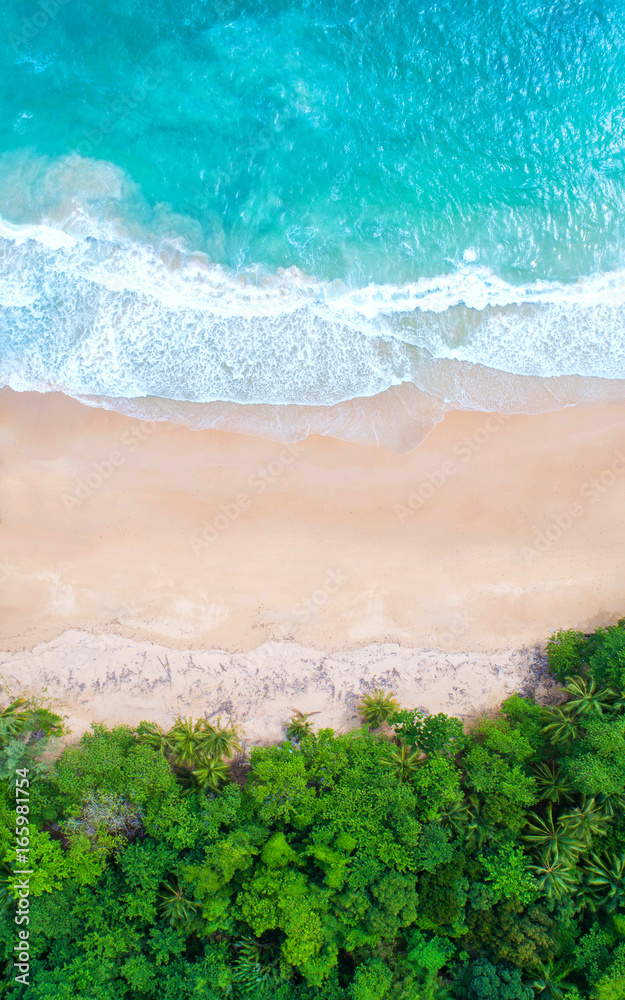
[1,620,625,998]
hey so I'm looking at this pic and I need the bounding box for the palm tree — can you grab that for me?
[159,879,198,926]
[192,756,229,792]
[596,791,625,819]
[464,797,494,852]
[531,961,575,1000]
[232,937,281,995]
[167,716,211,767]
[358,689,400,730]
[136,721,172,756]
[201,718,242,760]
[583,852,625,912]
[540,706,578,748]
[532,762,573,804]
[439,795,471,839]
[559,797,609,848]
[172,764,200,795]
[609,690,625,714]
[0,698,29,737]
[381,742,421,783]
[522,805,584,861]
[528,849,579,902]
[285,710,318,742]
[563,675,618,718]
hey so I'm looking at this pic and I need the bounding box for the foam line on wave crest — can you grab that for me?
[6,214,625,321]
[329,266,625,316]
[2,216,625,397]
[0,217,77,251]
[0,230,407,404]
[0,216,324,320]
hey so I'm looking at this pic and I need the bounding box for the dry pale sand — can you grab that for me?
[0,387,624,733]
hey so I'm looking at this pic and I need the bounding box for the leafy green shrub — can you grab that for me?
[589,942,625,1000]
[563,715,625,796]
[479,845,538,906]
[390,710,466,757]
[50,724,200,848]
[546,630,587,682]
[547,621,625,693]
[455,958,534,1000]
[405,929,454,990]
[501,694,548,758]
[586,621,625,691]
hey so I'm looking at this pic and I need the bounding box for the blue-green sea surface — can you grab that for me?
[1,0,625,440]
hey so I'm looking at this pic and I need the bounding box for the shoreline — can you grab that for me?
[0,629,563,743]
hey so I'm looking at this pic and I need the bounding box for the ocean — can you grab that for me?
[1,0,625,448]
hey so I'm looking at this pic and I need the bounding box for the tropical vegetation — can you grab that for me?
[1,620,625,997]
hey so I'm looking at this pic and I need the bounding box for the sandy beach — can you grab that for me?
[1,387,624,731]
[0,630,562,742]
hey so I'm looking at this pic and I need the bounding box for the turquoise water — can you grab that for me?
[1,0,625,440]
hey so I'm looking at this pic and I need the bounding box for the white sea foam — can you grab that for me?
[0,217,76,250]
[330,266,625,316]
[1,152,625,416]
